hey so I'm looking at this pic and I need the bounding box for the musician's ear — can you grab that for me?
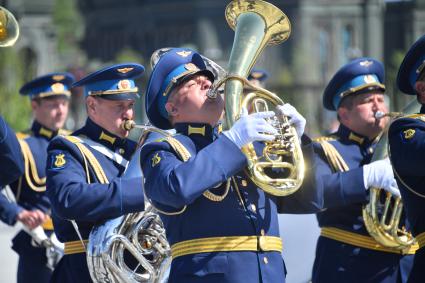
[415,81,425,95]
[165,101,178,117]
[337,107,349,124]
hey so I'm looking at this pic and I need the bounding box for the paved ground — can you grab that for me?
[0,214,318,283]
[0,222,19,283]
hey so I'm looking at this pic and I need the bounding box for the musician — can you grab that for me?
[312,58,414,283]
[388,34,425,282]
[248,68,269,88]
[45,64,146,282]
[139,47,322,283]
[0,116,24,186]
[0,73,74,283]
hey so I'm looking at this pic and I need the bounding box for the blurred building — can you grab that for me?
[4,0,425,133]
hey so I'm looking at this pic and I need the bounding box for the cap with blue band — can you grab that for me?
[20,72,75,99]
[145,48,215,130]
[323,58,385,111]
[72,63,145,101]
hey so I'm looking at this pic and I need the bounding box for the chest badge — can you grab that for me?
[54,153,66,168]
[403,129,415,139]
[151,153,161,167]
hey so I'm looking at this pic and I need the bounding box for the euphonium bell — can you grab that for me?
[0,6,19,47]
[362,100,420,251]
[214,0,304,196]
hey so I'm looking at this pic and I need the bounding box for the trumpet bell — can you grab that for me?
[0,6,19,47]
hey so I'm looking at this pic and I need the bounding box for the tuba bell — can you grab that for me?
[0,6,19,47]
[362,99,420,252]
[209,0,304,196]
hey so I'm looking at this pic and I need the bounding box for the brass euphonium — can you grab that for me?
[362,100,420,251]
[211,0,304,196]
[0,6,19,47]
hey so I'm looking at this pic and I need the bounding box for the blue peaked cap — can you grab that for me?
[145,48,214,130]
[73,63,144,100]
[397,35,425,95]
[19,72,75,99]
[248,69,269,82]
[323,58,385,111]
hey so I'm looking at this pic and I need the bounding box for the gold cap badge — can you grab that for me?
[184,63,199,71]
[51,83,65,93]
[364,75,377,84]
[117,67,134,74]
[52,75,65,81]
[176,50,192,57]
[360,60,373,67]
[118,79,131,90]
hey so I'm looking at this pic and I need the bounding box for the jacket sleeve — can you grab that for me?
[310,141,367,209]
[277,135,324,214]
[0,117,24,186]
[140,135,247,208]
[0,189,22,225]
[46,137,144,222]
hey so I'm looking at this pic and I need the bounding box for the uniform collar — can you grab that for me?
[81,118,128,151]
[337,124,378,146]
[31,120,59,140]
[175,122,222,142]
[420,104,425,114]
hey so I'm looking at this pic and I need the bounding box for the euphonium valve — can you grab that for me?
[0,6,19,47]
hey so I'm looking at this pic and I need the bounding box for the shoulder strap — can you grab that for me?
[18,139,46,192]
[316,140,349,173]
[64,136,109,184]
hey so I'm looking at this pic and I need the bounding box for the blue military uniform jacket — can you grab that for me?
[312,124,414,283]
[0,116,23,186]
[140,123,322,283]
[0,120,65,260]
[46,118,145,282]
[388,105,425,282]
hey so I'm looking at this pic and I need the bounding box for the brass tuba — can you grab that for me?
[0,6,19,47]
[211,0,304,196]
[362,99,420,252]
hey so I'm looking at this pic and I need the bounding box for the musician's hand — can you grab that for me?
[223,107,277,149]
[17,209,47,230]
[363,158,401,197]
[276,104,306,138]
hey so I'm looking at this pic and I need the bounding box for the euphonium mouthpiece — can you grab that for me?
[121,119,136,131]
[374,111,403,119]
[206,88,217,99]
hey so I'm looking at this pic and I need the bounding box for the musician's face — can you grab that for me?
[338,92,388,139]
[32,97,69,131]
[414,81,425,104]
[86,96,135,138]
[166,74,223,126]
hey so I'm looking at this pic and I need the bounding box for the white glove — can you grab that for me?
[363,158,401,197]
[223,107,277,149]
[276,103,306,138]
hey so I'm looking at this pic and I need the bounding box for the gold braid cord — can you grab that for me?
[317,140,349,172]
[18,139,46,192]
[163,136,230,202]
[64,136,109,184]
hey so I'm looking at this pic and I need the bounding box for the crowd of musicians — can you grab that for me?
[1,19,425,283]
